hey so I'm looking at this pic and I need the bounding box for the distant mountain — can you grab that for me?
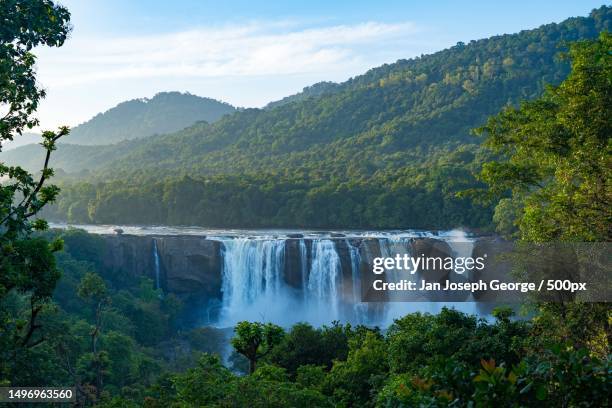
[0,141,141,174]
[65,91,235,145]
[1,132,41,151]
[0,92,235,173]
[35,6,612,229]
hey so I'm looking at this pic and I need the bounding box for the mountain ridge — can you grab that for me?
[87,6,610,179]
[0,91,233,172]
[67,91,234,145]
[24,5,612,229]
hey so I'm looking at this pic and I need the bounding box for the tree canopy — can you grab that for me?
[476,32,611,242]
[2,6,609,230]
[0,0,71,386]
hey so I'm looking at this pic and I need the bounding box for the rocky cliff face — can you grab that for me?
[155,237,222,296]
[99,233,501,305]
[101,234,155,278]
[101,234,222,298]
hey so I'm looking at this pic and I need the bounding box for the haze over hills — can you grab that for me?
[20,6,611,228]
[0,140,145,174]
[0,132,42,151]
[66,91,235,145]
[0,91,235,172]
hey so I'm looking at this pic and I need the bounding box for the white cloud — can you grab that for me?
[35,20,421,88]
[30,19,446,129]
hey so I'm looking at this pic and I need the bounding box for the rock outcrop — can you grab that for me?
[155,236,222,297]
[101,234,223,298]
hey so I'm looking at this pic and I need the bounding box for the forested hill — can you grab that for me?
[1,91,235,171]
[264,81,341,109]
[45,6,610,229]
[73,91,240,146]
[59,6,610,177]
[68,91,235,145]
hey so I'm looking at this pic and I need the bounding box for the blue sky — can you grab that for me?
[33,0,606,129]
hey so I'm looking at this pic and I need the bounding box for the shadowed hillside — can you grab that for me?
[34,6,612,229]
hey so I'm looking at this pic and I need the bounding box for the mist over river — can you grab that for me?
[52,223,498,327]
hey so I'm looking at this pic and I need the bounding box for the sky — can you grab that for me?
[32,0,606,130]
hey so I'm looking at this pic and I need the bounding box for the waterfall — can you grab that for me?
[213,231,482,327]
[347,240,369,324]
[377,235,443,323]
[152,238,161,290]
[52,223,492,327]
[219,238,287,325]
[378,236,415,298]
[299,240,308,301]
[219,237,350,326]
[348,240,361,303]
[307,239,342,321]
[441,230,479,308]
[441,229,476,277]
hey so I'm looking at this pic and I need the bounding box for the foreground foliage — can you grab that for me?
[475,32,611,242]
[0,0,71,384]
[103,308,610,408]
[4,235,610,407]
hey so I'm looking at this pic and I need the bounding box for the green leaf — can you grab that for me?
[536,385,548,400]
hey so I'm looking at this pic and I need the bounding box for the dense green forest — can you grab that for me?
[263,81,341,110]
[0,1,610,407]
[30,5,610,229]
[1,229,609,407]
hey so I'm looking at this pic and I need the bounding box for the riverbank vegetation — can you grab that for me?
[2,228,610,407]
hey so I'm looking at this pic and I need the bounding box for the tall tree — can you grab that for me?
[475,32,611,352]
[0,0,71,384]
[475,32,611,242]
[231,321,285,374]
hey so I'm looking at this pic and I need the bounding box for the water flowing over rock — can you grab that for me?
[101,234,222,297]
[153,238,161,290]
[72,225,488,327]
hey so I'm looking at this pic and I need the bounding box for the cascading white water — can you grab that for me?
[307,239,342,321]
[211,230,484,327]
[219,237,359,326]
[347,240,369,324]
[219,238,288,325]
[378,236,416,299]
[440,229,480,310]
[347,240,361,303]
[152,238,161,290]
[299,240,308,301]
[441,229,476,277]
